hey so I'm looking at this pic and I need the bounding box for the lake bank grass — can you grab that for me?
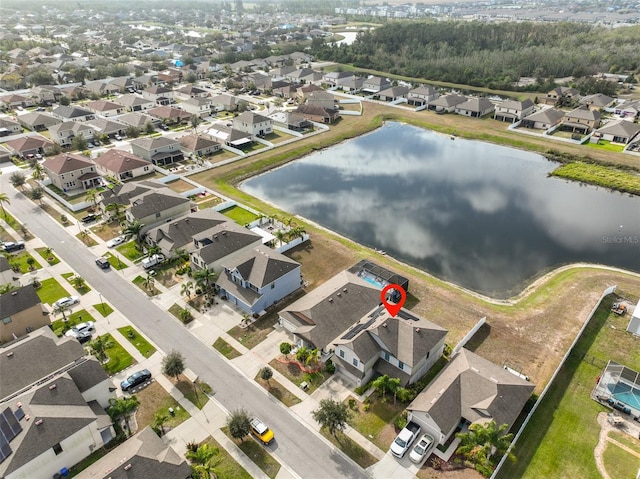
[550,161,640,196]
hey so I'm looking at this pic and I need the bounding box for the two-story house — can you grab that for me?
[540,86,580,106]
[493,99,535,123]
[306,91,337,110]
[561,106,601,134]
[84,99,125,117]
[48,121,96,147]
[148,106,192,125]
[333,306,448,387]
[123,186,194,233]
[216,245,302,316]
[0,286,49,344]
[190,222,263,273]
[92,149,152,182]
[142,86,175,106]
[51,105,95,123]
[174,84,209,101]
[114,94,156,113]
[180,97,213,118]
[210,94,237,112]
[233,111,273,138]
[178,133,221,157]
[43,153,102,193]
[407,86,439,107]
[130,137,184,166]
[362,76,391,94]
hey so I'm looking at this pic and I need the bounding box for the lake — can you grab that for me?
[241,122,640,297]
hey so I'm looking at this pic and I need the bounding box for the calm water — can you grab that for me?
[241,122,640,297]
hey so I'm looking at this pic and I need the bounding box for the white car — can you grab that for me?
[65,321,95,338]
[409,433,434,464]
[54,296,80,308]
[106,236,125,248]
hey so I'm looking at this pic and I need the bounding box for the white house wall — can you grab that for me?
[407,411,445,445]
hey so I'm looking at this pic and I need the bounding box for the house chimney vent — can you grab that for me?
[342,288,347,293]
[336,292,341,297]
[11,291,18,296]
[35,419,43,426]
[16,402,22,408]
[415,328,420,333]
[6,352,14,358]
[382,323,387,328]
[49,384,57,390]
[124,464,132,471]
[25,415,30,421]
[328,298,333,303]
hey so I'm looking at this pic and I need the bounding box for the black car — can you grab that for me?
[95,257,110,269]
[1,241,25,252]
[82,214,97,223]
[120,369,152,391]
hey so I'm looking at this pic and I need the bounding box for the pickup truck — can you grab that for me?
[1,241,25,253]
[141,253,165,270]
[390,421,421,458]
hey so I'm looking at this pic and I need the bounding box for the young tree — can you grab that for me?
[372,374,392,399]
[162,350,186,380]
[122,220,145,250]
[125,125,140,138]
[226,408,251,442]
[456,421,515,477]
[190,114,201,131]
[0,192,10,218]
[72,275,86,290]
[389,377,401,404]
[108,396,140,436]
[85,188,100,209]
[279,342,292,358]
[52,302,72,322]
[31,163,44,180]
[145,121,156,134]
[71,135,88,151]
[9,171,26,189]
[89,336,108,362]
[312,399,352,438]
[152,411,169,436]
[105,202,126,224]
[27,186,45,204]
[193,267,218,299]
[181,280,194,299]
[260,366,273,386]
[295,346,309,364]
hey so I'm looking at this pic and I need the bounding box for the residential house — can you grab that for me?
[376,85,409,102]
[210,94,237,112]
[216,245,302,315]
[286,68,321,84]
[0,146,11,163]
[58,85,89,101]
[614,99,640,120]
[322,71,355,87]
[114,94,155,113]
[180,97,213,118]
[5,135,55,159]
[130,137,184,166]
[407,86,439,107]
[520,108,565,130]
[407,348,534,452]
[593,120,640,144]
[362,76,391,94]
[190,222,263,273]
[0,118,22,137]
[493,99,535,123]
[30,85,62,105]
[455,97,495,118]
[178,133,221,157]
[429,94,468,113]
[0,94,34,110]
[0,328,116,479]
[562,106,601,134]
[296,84,324,101]
[279,270,381,352]
[0,286,49,344]
[272,82,298,99]
[16,112,61,132]
[540,86,580,106]
[306,91,337,110]
[92,149,152,181]
[132,73,161,90]
[108,76,134,93]
[51,105,95,123]
[43,153,102,193]
[48,121,96,147]
[205,124,253,147]
[175,84,209,101]
[579,93,615,111]
[294,104,340,124]
[148,106,192,125]
[84,99,125,117]
[158,68,182,85]
[146,209,229,257]
[75,427,191,479]
[84,80,121,98]
[333,305,448,387]
[341,77,364,93]
[142,86,175,105]
[233,111,273,137]
[270,65,298,80]
[86,118,127,138]
[0,256,20,288]
[268,111,312,132]
[118,112,157,130]
[124,186,194,233]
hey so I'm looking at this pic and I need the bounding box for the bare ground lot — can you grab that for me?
[189,101,640,394]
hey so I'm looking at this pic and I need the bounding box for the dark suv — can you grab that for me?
[95,257,110,269]
[121,369,152,392]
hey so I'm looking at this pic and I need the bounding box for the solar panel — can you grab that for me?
[0,420,12,441]
[4,410,21,436]
[13,408,24,421]
[0,434,11,464]
[0,408,22,444]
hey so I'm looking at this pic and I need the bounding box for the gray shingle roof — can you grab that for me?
[429,94,468,108]
[0,285,41,317]
[223,244,300,288]
[66,358,108,393]
[146,209,229,253]
[130,136,180,152]
[52,105,93,119]
[522,108,565,124]
[129,189,190,220]
[194,224,262,265]
[596,120,640,138]
[93,149,150,174]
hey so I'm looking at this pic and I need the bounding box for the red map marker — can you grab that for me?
[380,284,406,317]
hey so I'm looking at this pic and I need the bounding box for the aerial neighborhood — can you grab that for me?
[1,2,640,479]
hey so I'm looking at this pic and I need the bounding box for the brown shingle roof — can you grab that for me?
[43,153,93,174]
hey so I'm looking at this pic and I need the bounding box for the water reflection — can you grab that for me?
[242,122,640,297]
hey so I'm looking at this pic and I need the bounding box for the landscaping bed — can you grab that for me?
[268,357,331,394]
[132,275,161,296]
[344,395,405,451]
[222,427,281,479]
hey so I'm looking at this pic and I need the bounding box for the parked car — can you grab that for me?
[159,123,169,131]
[64,321,95,338]
[54,296,80,308]
[87,143,94,149]
[1,241,25,252]
[76,330,93,344]
[95,257,111,269]
[391,421,421,458]
[121,369,152,392]
[114,134,123,141]
[82,213,97,223]
[409,433,434,464]
[93,140,101,147]
[250,417,274,445]
[106,236,125,248]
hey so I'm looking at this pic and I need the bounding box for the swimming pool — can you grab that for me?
[363,275,385,289]
[611,383,640,410]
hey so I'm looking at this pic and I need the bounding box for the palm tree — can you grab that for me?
[193,267,217,299]
[274,229,286,247]
[79,229,90,244]
[72,275,86,290]
[152,411,169,436]
[31,163,44,180]
[105,202,126,224]
[174,248,190,266]
[89,336,108,362]
[142,273,155,292]
[52,303,72,322]
[108,396,140,436]
[146,245,161,258]
[0,192,10,218]
[43,246,54,260]
[181,281,194,299]
[122,220,145,251]
[289,225,306,240]
[388,377,401,404]
[372,374,392,399]
[186,444,222,479]
[85,188,100,210]
[306,348,320,366]
[456,421,515,476]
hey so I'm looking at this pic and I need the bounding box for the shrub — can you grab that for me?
[324,359,336,374]
[348,398,358,411]
[61,214,68,224]
[363,403,371,412]
[394,411,408,431]
[430,457,441,470]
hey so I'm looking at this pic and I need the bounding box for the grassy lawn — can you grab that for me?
[238,142,267,154]
[134,381,190,432]
[227,311,278,349]
[7,251,42,273]
[264,130,294,144]
[254,373,302,407]
[36,277,71,305]
[132,275,161,296]
[101,333,135,375]
[585,139,625,153]
[117,326,157,358]
[497,296,639,479]
[603,442,640,479]
[103,251,128,270]
[213,337,242,359]
[0,211,32,240]
[51,309,95,336]
[609,430,640,453]
[93,302,114,317]
[320,429,378,469]
[76,231,98,247]
[90,221,122,241]
[346,395,406,451]
[168,375,210,409]
[198,436,252,479]
[165,178,194,193]
[208,148,238,164]
[35,247,60,265]
[168,302,195,324]
[61,272,92,295]
[550,161,640,196]
[222,427,281,479]
[220,205,260,226]
[116,241,144,261]
[268,358,332,394]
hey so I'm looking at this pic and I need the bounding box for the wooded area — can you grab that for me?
[312,21,640,91]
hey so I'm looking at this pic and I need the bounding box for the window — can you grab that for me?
[2,317,11,324]
[270,282,275,289]
[155,212,161,218]
[25,326,33,333]
[339,349,345,359]
[383,352,390,361]
[352,358,358,367]
[52,443,63,455]
[398,361,404,370]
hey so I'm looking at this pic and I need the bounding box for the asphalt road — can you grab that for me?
[2,173,369,479]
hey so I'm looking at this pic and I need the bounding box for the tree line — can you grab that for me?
[312,21,640,91]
